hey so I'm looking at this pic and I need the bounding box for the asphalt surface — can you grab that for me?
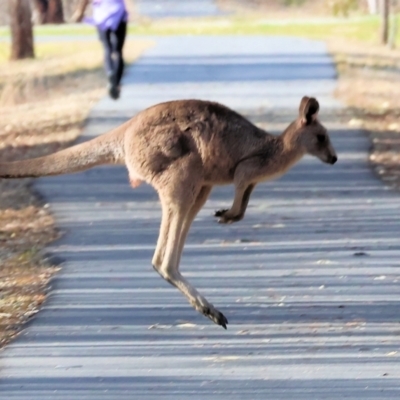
[1,34,400,399]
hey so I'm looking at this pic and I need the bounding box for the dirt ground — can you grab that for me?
[329,39,400,188]
[0,39,151,347]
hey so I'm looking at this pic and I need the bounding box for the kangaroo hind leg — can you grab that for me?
[177,185,212,264]
[153,177,227,329]
[152,185,212,270]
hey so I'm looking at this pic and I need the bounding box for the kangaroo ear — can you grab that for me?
[299,96,319,125]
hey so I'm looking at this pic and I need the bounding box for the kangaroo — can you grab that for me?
[0,96,337,329]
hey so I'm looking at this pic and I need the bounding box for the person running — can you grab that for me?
[73,0,129,100]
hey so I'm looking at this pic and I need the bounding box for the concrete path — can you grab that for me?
[135,0,226,19]
[1,35,400,399]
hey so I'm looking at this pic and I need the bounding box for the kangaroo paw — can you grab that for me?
[215,209,241,224]
[217,213,243,224]
[201,305,228,329]
[214,208,229,217]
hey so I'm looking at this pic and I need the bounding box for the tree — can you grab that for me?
[61,0,83,20]
[48,0,64,23]
[32,0,64,24]
[380,0,390,44]
[388,0,399,48]
[9,0,35,60]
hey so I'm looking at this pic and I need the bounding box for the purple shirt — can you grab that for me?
[91,0,127,31]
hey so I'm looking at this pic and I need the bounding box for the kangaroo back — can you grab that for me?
[0,127,125,179]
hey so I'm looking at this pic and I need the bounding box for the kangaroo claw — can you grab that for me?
[214,208,229,217]
[202,305,228,329]
[216,212,243,224]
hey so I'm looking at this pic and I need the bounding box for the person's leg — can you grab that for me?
[97,28,114,83]
[98,27,121,99]
[111,20,127,88]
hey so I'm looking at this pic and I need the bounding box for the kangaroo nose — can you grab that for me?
[330,155,338,165]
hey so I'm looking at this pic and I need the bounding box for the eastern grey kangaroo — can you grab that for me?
[0,96,337,329]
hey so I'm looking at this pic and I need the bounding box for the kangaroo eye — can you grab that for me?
[317,134,326,143]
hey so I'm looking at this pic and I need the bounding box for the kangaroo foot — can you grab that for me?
[199,304,228,329]
[214,208,229,217]
[214,209,242,224]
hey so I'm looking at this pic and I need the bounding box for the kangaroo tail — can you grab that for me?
[0,127,125,179]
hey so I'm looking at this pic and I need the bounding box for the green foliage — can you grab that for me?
[326,0,359,17]
[283,0,307,5]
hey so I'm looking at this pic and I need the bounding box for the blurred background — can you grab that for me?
[1,0,400,347]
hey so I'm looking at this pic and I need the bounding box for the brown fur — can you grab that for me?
[0,96,337,329]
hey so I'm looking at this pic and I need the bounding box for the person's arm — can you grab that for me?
[71,0,90,23]
[125,0,136,22]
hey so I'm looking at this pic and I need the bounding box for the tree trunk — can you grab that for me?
[388,0,398,48]
[46,0,64,23]
[380,0,390,44]
[61,0,83,21]
[9,0,35,60]
[32,0,64,24]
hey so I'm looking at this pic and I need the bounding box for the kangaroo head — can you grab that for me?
[295,96,337,165]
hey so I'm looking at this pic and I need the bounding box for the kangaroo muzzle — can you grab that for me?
[329,155,338,165]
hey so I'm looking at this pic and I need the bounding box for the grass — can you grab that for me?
[0,38,152,108]
[0,23,95,37]
[0,39,113,65]
[0,38,153,141]
[0,15,392,44]
[127,15,384,42]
